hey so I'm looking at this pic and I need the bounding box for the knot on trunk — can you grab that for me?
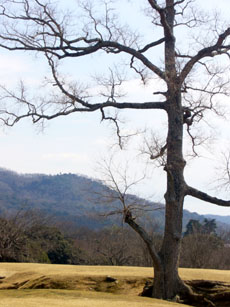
[124,209,133,223]
[183,108,192,126]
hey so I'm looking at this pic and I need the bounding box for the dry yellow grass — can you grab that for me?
[0,289,188,307]
[0,263,230,307]
[1,262,229,281]
[180,268,230,283]
[0,262,153,279]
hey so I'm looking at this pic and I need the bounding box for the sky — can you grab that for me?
[0,0,230,216]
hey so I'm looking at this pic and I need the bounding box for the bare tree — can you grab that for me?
[0,215,26,261]
[180,232,223,269]
[0,0,230,301]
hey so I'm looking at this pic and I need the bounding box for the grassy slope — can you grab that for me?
[0,263,230,307]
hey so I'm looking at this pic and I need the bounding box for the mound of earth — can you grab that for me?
[0,271,148,296]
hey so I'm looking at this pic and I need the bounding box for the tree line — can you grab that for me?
[1,210,229,270]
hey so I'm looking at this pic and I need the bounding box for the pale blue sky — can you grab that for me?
[0,0,230,216]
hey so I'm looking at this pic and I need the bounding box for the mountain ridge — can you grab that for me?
[0,167,229,231]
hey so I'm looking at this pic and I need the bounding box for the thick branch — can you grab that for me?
[186,185,230,207]
[138,37,165,53]
[62,41,166,80]
[124,209,161,269]
[0,39,166,81]
[0,99,167,126]
[180,27,230,83]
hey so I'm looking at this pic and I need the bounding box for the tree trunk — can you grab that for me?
[153,92,188,299]
[150,1,189,297]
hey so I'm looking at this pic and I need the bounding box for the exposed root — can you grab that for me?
[141,279,230,307]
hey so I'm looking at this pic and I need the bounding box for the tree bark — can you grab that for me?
[152,91,188,299]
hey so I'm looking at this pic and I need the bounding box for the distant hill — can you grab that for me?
[0,168,113,229]
[0,168,229,231]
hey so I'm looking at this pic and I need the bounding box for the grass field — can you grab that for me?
[0,289,188,307]
[0,263,230,307]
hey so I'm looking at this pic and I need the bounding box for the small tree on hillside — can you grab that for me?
[202,218,217,235]
[184,219,203,236]
[0,0,230,301]
[184,218,217,236]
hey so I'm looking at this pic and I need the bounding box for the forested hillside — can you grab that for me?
[0,168,229,230]
[0,168,113,229]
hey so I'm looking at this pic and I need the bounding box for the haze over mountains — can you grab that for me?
[0,168,229,231]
